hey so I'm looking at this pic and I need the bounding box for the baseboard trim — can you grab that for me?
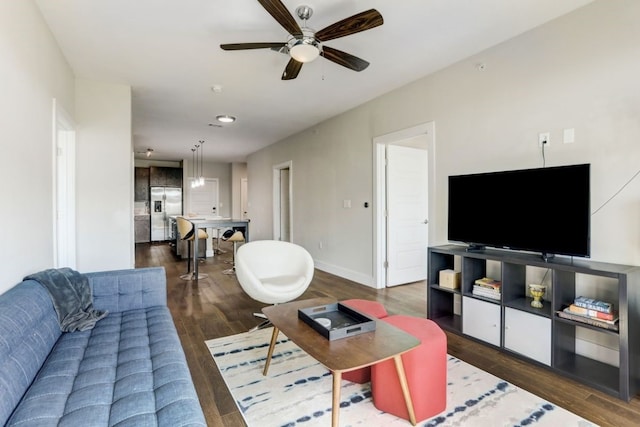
[313,260,376,289]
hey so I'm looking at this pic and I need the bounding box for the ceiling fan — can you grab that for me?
[220,1,383,80]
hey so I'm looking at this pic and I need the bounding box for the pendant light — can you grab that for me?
[199,140,205,186]
[190,148,197,188]
[194,143,201,188]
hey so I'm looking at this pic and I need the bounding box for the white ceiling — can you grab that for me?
[35,0,594,163]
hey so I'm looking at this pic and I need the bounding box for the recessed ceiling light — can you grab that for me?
[216,115,236,123]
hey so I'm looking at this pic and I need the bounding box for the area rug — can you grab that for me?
[206,328,597,427]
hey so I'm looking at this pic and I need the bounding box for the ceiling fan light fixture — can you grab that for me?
[289,40,320,63]
[216,115,236,123]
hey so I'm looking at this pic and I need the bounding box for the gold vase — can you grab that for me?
[529,284,546,308]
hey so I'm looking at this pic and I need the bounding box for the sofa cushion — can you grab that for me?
[0,280,61,425]
[87,267,167,313]
[7,306,204,426]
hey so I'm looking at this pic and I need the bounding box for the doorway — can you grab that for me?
[373,122,435,288]
[188,178,219,216]
[273,161,292,242]
[53,99,76,269]
[240,178,248,220]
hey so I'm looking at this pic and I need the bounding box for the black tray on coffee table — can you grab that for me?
[298,302,376,340]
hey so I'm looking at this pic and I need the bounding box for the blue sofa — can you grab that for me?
[0,267,206,426]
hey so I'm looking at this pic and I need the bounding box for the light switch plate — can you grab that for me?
[563,128,575,143]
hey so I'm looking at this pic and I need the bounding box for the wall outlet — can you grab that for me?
[538,132,551,147]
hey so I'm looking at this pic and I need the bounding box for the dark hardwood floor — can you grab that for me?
[135,242,639,427]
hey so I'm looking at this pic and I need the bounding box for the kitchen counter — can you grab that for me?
[134,215,151,243]
[169,215,229,221]
[171,216,249,260]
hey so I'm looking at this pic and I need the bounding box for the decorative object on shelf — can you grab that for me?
[557,307,619,332]
[573,296,613,313]
[473,277,501,300]
[568,303,616,321]
[529,284,546,308]
[439,269,460,290]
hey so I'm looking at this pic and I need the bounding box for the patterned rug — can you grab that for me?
[206,328,597,427]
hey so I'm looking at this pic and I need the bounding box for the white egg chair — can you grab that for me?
[235,240,314,330]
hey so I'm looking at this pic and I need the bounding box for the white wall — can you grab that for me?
[248,0,640,286]
[0,1,75,294]
[75,79,134,271]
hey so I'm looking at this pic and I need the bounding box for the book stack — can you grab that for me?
[473,277,501,300]
[556,296,618,331]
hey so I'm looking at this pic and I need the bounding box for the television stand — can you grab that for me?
[427,244,640,401]
[465,244,486,252]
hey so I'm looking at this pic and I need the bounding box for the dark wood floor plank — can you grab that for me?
[136,242,639,427]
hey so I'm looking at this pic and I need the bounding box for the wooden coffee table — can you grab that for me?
[262,298,421,426]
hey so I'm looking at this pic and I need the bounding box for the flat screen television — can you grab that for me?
[447,163,590,259]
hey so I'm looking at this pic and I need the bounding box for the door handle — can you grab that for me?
[423,219,429,224]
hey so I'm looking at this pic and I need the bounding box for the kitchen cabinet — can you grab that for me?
[134,167,150,201]
[504,307,551,365]
[134,215,150,243]
[150,167,182,187]
[462,296,501,346]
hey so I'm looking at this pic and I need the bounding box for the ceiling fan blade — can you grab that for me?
[220,42,285,51]
[321,46,370,72]
[281,58,303,80]
[257,0,303,38]
[315,9,383,42]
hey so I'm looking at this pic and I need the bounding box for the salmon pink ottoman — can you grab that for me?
[371,315,447,422]
[340,299,388,383]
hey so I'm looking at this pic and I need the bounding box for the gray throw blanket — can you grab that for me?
[24,268,108,332]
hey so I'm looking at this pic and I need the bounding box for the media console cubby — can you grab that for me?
[427,244,640,401]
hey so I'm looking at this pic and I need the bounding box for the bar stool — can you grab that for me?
[176,216,209,280]
[212,228,227,255]
[222,230,245,275]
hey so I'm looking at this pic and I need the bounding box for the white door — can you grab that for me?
[189,178,219,216]
[386,145,428,286]
[54,99,76,268]
[241,178,248,220]
[273,161,292,242]
[280,169,291,242]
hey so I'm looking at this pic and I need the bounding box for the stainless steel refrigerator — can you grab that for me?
[151,187,182,241]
